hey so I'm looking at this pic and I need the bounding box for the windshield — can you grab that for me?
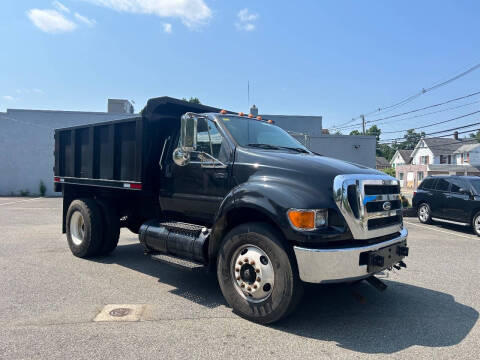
[470,179,480,194]
[219,116,308,151]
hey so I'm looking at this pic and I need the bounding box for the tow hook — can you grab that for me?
[365,275,388,291]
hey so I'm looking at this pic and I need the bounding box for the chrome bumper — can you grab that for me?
[293,227,408,283]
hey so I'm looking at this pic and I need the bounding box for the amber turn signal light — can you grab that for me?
[287,210,315,230]
[220,109,227,114]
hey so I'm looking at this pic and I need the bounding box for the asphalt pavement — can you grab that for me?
[1,197,479,359]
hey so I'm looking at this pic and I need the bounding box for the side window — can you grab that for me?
[195,118,227,162]
[435,178,450,192]
[448,178,467,193]
[420,178,434,189]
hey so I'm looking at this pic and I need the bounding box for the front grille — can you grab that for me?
[366,199,401,213]
[368,215,402,230]
[364,184,400,195]
[333,174,403,240]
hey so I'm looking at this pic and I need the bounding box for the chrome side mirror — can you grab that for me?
[173,147,190,166]
[180,114,197,151]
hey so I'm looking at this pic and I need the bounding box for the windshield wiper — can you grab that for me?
[247,143,281,150]
[277,146,310,154]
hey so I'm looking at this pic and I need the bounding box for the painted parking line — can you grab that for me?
[404,220,478,240]
[0,198,42,206]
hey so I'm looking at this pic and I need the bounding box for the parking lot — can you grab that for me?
[0,197,479,359]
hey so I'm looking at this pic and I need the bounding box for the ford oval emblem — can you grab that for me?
[383,201,392,211]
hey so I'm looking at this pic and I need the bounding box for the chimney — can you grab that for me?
[250,105,258,117]
[454,131,459,140]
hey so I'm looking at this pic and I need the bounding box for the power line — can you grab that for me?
[331,90,480,131]
[332,61,480,129]
[379,128,480,147]
[381,110,480,134]
[380,121,480,143]
[334,98,480,132]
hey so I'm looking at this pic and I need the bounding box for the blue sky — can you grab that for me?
[1,1,480,139]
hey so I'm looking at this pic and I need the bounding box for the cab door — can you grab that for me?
[431,177,450,218]
[443,177,471,222]
[162,117,232,223]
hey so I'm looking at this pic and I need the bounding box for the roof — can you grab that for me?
[392,149,413,163]
[376,157,390,166]
[454,143,480,153]
[421,137,465,156]
[428,164,480,172]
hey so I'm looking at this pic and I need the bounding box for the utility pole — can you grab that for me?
[361,115,366,135]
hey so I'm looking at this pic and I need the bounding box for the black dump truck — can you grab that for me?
[54,97,408,324]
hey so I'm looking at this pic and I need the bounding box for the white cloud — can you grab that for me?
[52,1,70,13]
[26,9,77,33]
[75,12,96,27]
[32,88,45,94]
[238,8,258,22]
[162,23,172,34]
[236,8,258,31]
[3,96,16,101]
[82,0,212,28]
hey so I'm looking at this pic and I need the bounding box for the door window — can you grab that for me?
[195,118,227,162]
[420,177,435,189]
[447,178,467,194]
[435,178,450,191]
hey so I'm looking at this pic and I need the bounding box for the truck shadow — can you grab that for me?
[100,242,478,354]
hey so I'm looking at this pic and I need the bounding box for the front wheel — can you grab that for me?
[216,222,303,324]
[418,203,432,224]
[472,212,480,236]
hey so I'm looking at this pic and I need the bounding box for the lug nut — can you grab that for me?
[235,267,240,272]
[247,286,252,291]
[240,283,245,288]
[236,276,240,281]
[238,261,243,265]
[244,258,248,263]
[253,284,258,289]
[256,277,261,282]
[250,260,255,265]
[255,268,260,273]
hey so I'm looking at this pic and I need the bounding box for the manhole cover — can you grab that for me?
[109,308,131,317]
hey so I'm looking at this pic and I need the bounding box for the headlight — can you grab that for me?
[287,209,328,231]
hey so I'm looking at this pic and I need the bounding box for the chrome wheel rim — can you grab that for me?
[230,244,274,303]
[419,205,429,222]
[475,216,480,234]
[70,211,85,246]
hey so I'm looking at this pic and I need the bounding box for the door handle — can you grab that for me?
[213,172,227,179]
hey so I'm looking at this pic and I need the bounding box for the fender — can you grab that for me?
[208,175,337,262]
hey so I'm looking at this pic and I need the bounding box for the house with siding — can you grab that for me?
[390,149,412,169]
[395,136,480,189]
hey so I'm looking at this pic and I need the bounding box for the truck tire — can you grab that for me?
[472,211,480,236]
[216,222,303,324]
[96,199,120,255]
[66,199,103,258]
[417,203,432,224]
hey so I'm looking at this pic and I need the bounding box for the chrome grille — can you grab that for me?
[333,174,403,239]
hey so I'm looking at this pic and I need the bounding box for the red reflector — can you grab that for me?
[54,177,60,182]
[130,183,142,190]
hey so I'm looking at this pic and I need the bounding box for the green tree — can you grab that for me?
[469,130,480,143]
[181,97,201,104]
[398,129,425,149]
[382,167,396,177]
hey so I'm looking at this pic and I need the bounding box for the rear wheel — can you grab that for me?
[472,212,480,236]
[216,222,303,324]
[418,203,432,224]
[66,199,103,258]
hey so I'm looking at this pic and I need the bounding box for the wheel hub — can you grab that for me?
[231,245,275,303]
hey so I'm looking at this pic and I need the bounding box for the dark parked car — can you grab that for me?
[413,175,480,236]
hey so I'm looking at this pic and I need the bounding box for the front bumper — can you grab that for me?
[293,227,408,283]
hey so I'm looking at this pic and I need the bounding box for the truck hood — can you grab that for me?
[233,148,384,210]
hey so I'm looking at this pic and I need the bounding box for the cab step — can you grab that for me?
[150,252,204,270]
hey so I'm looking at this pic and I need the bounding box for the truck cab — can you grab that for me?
[54,97,408,324]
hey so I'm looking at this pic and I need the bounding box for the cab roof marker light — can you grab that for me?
[256,116,262,121]
[220,109,227,114]
[248,114,254,118]
[238,112,245,116]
